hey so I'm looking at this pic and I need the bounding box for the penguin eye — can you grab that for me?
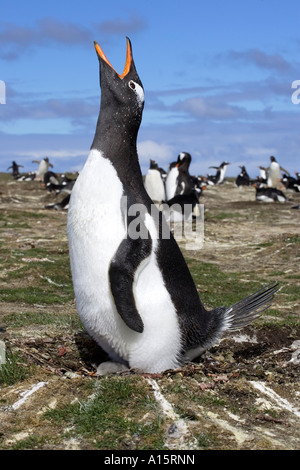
[128,80,144,106]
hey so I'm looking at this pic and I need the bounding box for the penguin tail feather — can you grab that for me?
[222,282,279,331]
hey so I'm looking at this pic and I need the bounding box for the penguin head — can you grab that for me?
[176,152,191,168]
[94,38,144,121]
[150,159,158,169]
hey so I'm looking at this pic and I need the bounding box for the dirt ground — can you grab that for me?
[0,173,299,451]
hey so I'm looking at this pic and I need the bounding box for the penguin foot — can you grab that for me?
[96,361,129,376]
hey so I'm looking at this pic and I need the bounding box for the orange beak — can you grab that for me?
[94,37,132,79]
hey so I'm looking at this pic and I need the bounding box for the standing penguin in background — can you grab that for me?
[235,165,250,187]
[207,161,230,185]
[267,156,289,188]
[32,157,53,181]
[144,159,166,203]
[67,38,278,374]
[175,152,193,195]
[165,152,192,199]
[257,166,268,185]
[7,161,24,179]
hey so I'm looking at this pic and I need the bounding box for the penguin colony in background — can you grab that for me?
[7,158,78,211]
[66,38,279,375]
[7,136,298,211]
[231,156,299,203]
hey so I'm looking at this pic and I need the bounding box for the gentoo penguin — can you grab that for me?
[7,161,24,179]
[44,172,77,195]
[67,38,278,374]
[45,194,70,211]
[254,184,288,203]
[43,171,60,192]
[258,166,267,183]
[175,152,194,195]
[144,159,166,203]
[235,165,250,187]
[190,175,206,190]
[207,161,230,185]
[267,156,289,188]
[164,187,205,222]
[16,172,36,181]
[32,157,53,181]
[282,174,300,192]
[165,152,191,199]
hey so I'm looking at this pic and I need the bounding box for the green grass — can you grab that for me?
[0,285,73,304]
[9,435,48,450]
[0,245,74,304]
[285,236,300,244]
[186,259,260,308]
[282,285,300,301]
[205,212,243,221]
[184,257,299,326]
[171,378,227,408]
[197,432,220,449]
[44,376,165,450]
[2,311,81,330]
[0,349,33,386]
[0,211,48,229]
[0,211,47,221]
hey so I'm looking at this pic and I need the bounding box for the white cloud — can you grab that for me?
[244,147,277,157]
[138,140,175,169]
[13,149,88,159]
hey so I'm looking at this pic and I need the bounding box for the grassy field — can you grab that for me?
[0,172,299,450]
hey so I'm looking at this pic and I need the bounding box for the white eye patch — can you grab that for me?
[128,80,144,106]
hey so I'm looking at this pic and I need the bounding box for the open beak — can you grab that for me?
[94,37,132,79]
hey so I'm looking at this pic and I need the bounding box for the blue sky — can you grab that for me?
[0,0,299,178]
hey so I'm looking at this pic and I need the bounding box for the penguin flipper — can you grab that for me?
[280,167,290,175]
[109,235,152,333]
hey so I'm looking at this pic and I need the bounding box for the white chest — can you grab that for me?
[268,162,281,186]
[144,169,165,202]
[67,150,126,332]
[68,149,125,247]
[165,167,179,200]
[37,161,48,176]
